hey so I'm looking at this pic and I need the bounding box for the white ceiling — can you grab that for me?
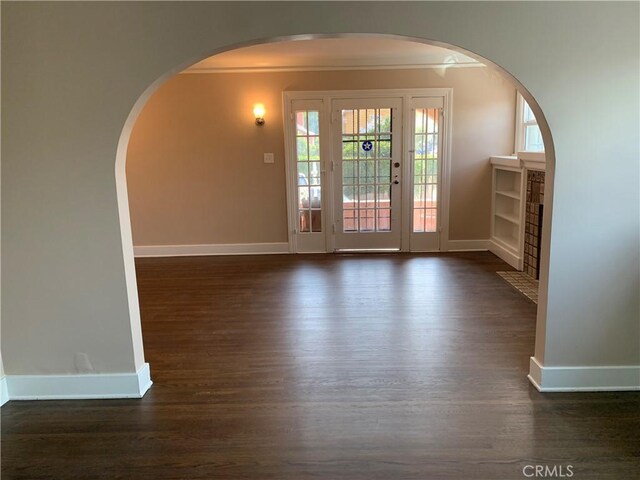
[184,38,482,73]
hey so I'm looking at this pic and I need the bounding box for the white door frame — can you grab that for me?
[283,98,330,253]
[283,88,453,253]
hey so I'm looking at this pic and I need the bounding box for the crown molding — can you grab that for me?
[181,62,484,74]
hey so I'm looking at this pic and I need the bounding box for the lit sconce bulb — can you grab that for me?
[253,103,266,126]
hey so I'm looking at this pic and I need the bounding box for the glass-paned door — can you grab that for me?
[409,97,443,251]
[332,98,403,250]
[296,110,322,233]
[290,99,327,253]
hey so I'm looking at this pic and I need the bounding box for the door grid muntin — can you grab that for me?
[340,108,393,233]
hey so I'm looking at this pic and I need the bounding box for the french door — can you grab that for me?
[285,90,448,253]
[332,98,403,250]
[408,97,443,251]
[289,99,327,253]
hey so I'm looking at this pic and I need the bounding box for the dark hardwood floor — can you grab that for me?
[2,252,639,479]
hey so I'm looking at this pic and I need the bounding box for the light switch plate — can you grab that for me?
[264,153,275,164]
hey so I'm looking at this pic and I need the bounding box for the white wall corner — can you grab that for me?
[6,363,153,401]
[0,376,9,406]
[134,242,290,258]
[527,356,543,390]
[446,239,490,252]
[528,357,640,392]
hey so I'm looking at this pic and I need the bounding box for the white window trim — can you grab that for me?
[515,92,544,154]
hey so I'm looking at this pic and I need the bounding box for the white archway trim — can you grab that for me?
[115,33,557,396]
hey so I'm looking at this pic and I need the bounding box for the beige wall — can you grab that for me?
[2,2,638,387]
[126,67,515,246]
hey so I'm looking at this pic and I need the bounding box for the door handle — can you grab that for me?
[393,180,400,185]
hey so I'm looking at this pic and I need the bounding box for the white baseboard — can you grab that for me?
[528,357,640,392]
[0,377,9,406]
[446,239,489,251]
[136,241,494,257]
[5,363,153,401]
[489,239,521,269]
[134,242,290,257]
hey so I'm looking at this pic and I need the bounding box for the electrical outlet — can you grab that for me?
[264,153,274,164]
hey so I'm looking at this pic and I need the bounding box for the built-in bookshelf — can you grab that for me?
[489,154,545,270]
[490,157,525,269]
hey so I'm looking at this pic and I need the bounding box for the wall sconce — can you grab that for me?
[253,103,266,126]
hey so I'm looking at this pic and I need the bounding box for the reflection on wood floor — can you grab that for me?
[2,252,638,479]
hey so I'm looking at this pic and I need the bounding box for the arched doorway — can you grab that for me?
[116,34,555,389]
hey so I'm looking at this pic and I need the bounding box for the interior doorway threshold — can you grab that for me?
[334,248,401,254]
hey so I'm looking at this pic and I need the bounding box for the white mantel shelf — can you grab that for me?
[490,155,518,168]
[491,152,546,171]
